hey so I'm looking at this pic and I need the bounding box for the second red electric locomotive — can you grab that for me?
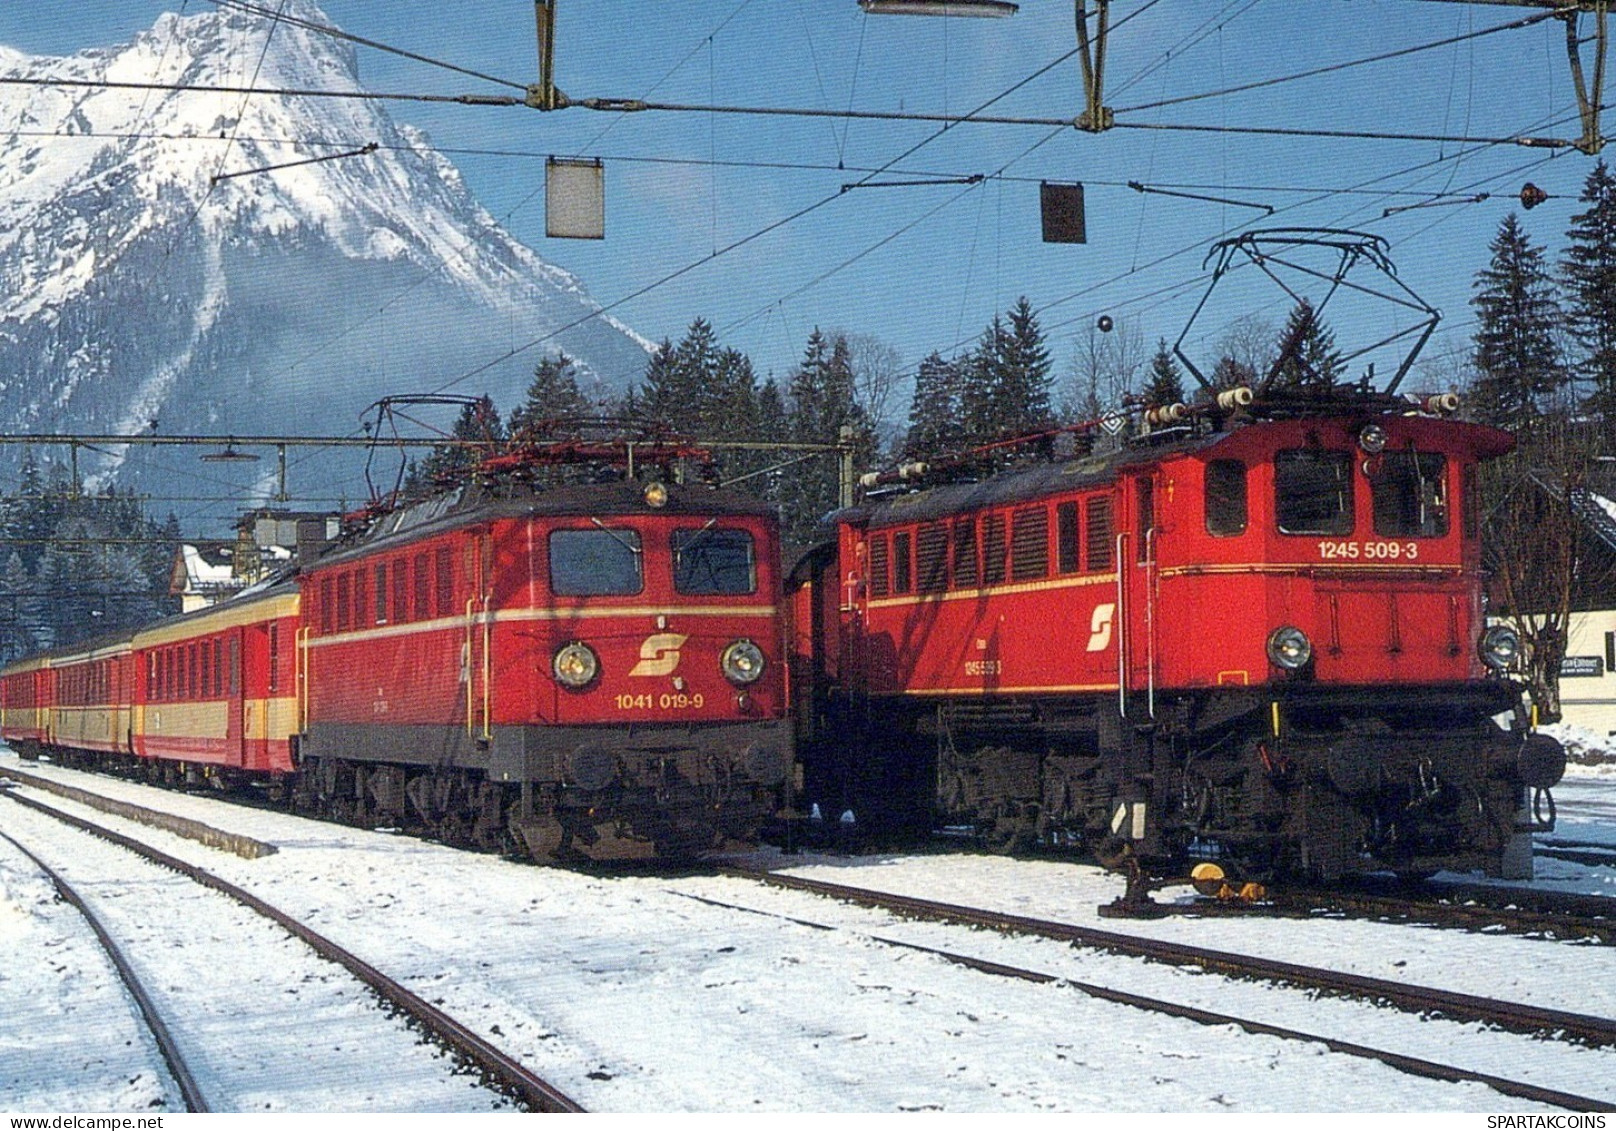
[791,390,1565,888]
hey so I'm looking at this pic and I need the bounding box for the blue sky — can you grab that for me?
[0,1,1603,418]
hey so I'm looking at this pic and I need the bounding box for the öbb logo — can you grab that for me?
[1085,604,1115,652]
[629,632,689,677]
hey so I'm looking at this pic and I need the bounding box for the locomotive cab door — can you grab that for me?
[1119,473,1159,719]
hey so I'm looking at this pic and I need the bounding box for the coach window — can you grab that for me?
[1275,449,1354,536]
[436,546,456,615]
[868,534,891,598]
[892,531,913,595]
[146,655,156,700]
[1205,460,1248,536]
[916,523,948,594]
[1370,451,1448,538]
[549,528,643,596]
[673,528,756,595]
[1085,497,1114,571]
[952,518,979,589]
[229,638,240,696]
[201,642,211,698]
[213,639,223,696]
[1056,502,1081,574]
[982,514,1007,585]
[268,623,280,693]
[188,644,198,698]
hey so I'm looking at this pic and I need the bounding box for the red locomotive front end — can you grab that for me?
[298,478,792,860]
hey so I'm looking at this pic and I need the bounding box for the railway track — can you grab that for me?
[727,866,1616,1048]
[1270,880,1616,945]
[675,884,1612,1111]
[0,827,209,1111]
[0,786,584,1113]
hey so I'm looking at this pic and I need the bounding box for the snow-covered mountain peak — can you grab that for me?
[0,4,650,501]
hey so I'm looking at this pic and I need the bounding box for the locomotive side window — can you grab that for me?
[1135,479,1154,563]
[392,559,409,624]
[374,563,389,624]
[868,534,890,598]
[952,518,979,589]
[414,553,431,620]
[1370,451,1448,537]
[982,514,1007,585]
[1205,460,1248,536]
[436,546,455,614]
[1056,502,1080,574]
[549,529,644,596]
[1085,497,1113,571]
[893,531,913,594]
[320,576,333,634]
[1275,450,1354,535]
[1463,463,1479,539]
[672,528,756,595]
[916,523,949,594]
[1011,506,1049,581]
[336,574,352,631]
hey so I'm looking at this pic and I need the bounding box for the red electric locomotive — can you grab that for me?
[292,473,792,860]
[790,387,1565,891]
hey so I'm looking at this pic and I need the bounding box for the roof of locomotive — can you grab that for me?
[308,477,780,571]
[844,407,1514,532]
[846,431,1216,530]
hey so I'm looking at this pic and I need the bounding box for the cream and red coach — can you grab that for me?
[794,399,1565,883]
[295,478,792,859]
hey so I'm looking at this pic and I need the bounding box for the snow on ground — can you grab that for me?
[1,747,1613,1112]
[0,801,512,1112]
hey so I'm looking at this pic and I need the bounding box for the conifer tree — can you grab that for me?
[1471,213,1566,426]
[1143,339,1186,407]
[783,329,876,543]
[1562,160,1616,415]
[508,353,593,437]
[1268,299,1345,390]
[904,351,964,458]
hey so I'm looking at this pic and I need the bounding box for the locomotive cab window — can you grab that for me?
[1205,460,1248,536]
[672,527,755,595]
[1275,449,1354,535]
[1370,451,1448,537]
[549,528,643,596]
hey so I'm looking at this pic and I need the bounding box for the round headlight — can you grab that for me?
[1358,424,1388,454]
[721,640,765,686]
[643,481,669,508]
[1479,625,1520,672]
[1266,626,1313,671]
[552,642,599,689]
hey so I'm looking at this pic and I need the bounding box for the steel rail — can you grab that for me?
[728,867,1616,1047]
[1278,881,1616,945]
[0,828,209,1113]
[676,886,1612,1112]
[0,789,584,1113]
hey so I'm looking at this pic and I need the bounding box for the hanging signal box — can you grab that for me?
[547,157,605,240]
[1040,181,1086,244]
